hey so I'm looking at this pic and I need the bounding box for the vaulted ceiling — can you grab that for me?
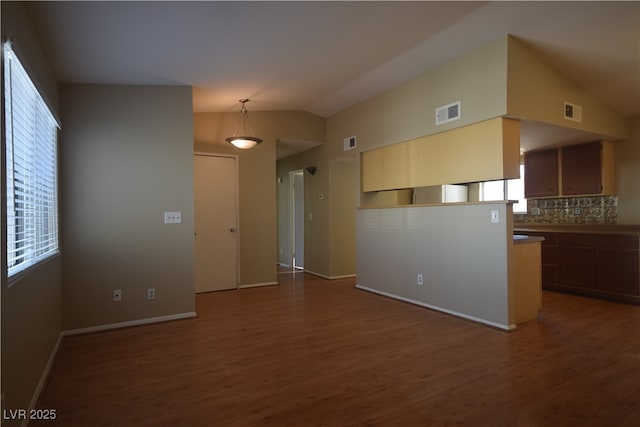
[25,1,639,153]
[27,1,639,116]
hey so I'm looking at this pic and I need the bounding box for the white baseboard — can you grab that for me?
[25,332,64,427]
[238,282,278,289]
[304,270,356,280]
[21,312,197,427]
[355,284,514,331]
[63,312,198,336]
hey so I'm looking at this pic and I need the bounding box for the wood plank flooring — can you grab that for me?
[34,273,640,427]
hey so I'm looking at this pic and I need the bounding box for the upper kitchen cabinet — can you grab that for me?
[562,141,615,196]
[362,117,520,193]
[525,141,615,198]
[524,149,559,197]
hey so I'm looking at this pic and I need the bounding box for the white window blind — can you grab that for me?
[4,42,60,277]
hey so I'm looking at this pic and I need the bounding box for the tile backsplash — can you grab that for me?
[514,195,618,224]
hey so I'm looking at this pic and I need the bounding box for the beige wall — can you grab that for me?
[507,36,628,139]
[195,111,325,285]
[60,84,196,330]
[277,37,510,278]
[327,36,509,156]
[276,151,313,268]
[1,2,63,418]
[277,147,358,279]
[329,157,357,277]
[616,116,640,224]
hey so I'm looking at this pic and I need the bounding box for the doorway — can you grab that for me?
[290,170,304,270]
[194,154,239,292]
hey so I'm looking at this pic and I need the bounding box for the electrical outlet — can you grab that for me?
[113,289,122,302]
[417,273,424,286]
[164,211,182,224]
[147,288,156,300]
[574,207,582,215]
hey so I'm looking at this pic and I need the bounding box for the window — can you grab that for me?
[480,164,527,213]
[4,42,60,278]
[507,164,527,213]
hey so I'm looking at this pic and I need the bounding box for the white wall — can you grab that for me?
[356,202,514,329]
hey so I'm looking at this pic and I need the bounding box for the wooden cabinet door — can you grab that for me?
[362,149,384,192]
[557,233,595,290]
[595,249,640,296]
[557,247,595,289]
[524,231,557,284]
[561,142,602,195]
[594,235,639,296]
[524,149,558,197]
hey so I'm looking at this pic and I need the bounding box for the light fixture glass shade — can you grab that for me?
[226,99,263,149]
[225,136,262,149]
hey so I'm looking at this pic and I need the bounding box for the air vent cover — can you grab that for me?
[343,135,357,151]
[564,101,582,123]
[435,101,461,125]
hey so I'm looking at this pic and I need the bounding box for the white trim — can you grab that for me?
[25,332,64,427]
[63,312,197,336]
[355,284,515,331]
[238,282,278,289]
[21,312,197,426]
[304,270,357,280]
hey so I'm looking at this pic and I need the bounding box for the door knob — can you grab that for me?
[230,227,236,233]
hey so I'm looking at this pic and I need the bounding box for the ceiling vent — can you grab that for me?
[343,135,357,151]
[435,101,461,125]
[564,101,582,123]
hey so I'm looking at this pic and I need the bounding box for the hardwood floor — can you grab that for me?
[34,273,640,427]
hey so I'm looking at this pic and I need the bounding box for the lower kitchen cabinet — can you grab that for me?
[557,233,596,290]
[595,240,640,297]
[515,229,640,304]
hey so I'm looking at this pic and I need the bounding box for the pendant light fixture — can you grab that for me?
[225,98,263,149]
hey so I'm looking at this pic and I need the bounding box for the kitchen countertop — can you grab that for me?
[513,234,545,244]
[514,224,640,237]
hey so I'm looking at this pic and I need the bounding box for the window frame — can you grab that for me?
[4,41,61,282]
[480,164,527,213]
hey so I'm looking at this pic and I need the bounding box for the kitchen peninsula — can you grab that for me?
[356,201,543,331]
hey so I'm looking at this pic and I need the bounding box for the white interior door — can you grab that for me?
[194,155,238,292]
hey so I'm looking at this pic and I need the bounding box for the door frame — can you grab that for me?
[194,152,241,289]
[289,169,305,270]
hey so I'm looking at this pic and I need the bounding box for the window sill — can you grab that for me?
[7,252,61,287]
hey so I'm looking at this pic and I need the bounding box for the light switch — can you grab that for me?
[490,210,500,224]
[164,211,182,224]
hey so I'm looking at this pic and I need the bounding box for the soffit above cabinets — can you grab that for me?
[519,120,611,153]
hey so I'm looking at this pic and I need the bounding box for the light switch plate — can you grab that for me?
[490,210,500,224]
